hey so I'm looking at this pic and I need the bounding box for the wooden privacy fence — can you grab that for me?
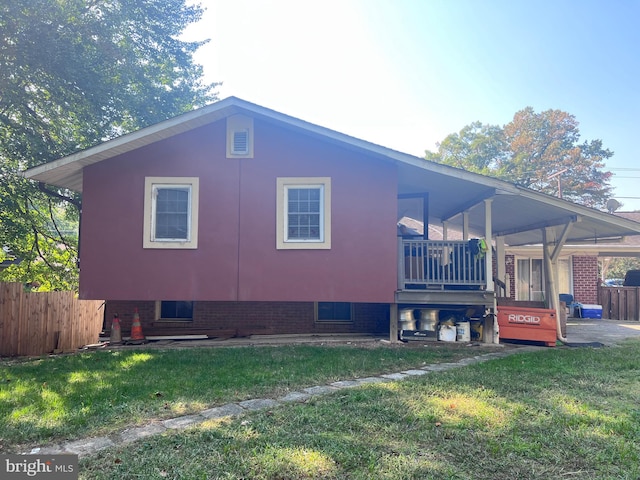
[598,286,640,321]
[0,282,104,356]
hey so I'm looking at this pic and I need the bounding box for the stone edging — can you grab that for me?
[27,347,540,458]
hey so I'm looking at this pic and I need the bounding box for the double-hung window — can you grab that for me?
[144,177,199,249]
[287,187,323,241]
[277,177,331,249]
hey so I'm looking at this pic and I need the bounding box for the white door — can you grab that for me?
[517,258,544,301]
[517,257,572,301]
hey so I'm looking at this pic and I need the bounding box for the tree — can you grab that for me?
[602,257,640,281]
[0,0,217,290]
[426,107,613,208]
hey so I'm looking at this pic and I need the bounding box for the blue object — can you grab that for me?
[559,293,573,304]
[576,304,602,319]
[560,294,580,318]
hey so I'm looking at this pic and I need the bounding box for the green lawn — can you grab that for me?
[79,340,640,480]
[3,341,639,479]
[0,342,483,450]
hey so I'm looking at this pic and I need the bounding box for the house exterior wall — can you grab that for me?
[80,118,398,303]
[104,300,390,337]
[492,254,516,299]
[572,255,599,304]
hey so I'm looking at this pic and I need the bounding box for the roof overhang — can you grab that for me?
[23,96,640,247]
[508,242,640,258]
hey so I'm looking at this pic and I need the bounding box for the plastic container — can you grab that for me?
[579,304,602,319]
[456,321,471,342]
[438,324,456,342]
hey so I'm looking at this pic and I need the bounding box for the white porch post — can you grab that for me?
[389,303,398,343]
[542,227,560,332]
[484,199,499,344]
[484,199,494,292]
[397,237,404,291]
[462,211,469,241]
[496,235,506,297]
[542,221,575,342]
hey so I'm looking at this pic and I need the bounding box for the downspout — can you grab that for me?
[542,219,577,343]
[542,228,565,342]
[484,199,499,344]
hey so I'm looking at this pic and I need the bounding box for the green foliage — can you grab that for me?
[0,0,218,290]
[425,121,509,176]
[427,107,613,208]
[605,258,640,280]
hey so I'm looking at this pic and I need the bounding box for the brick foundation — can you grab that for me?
[104,301,390,338]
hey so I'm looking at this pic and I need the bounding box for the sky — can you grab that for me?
[185,0,640,210]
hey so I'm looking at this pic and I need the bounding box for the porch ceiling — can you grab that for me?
[396,161,640,247]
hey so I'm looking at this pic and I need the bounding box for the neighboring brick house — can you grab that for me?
[507,211,640,305]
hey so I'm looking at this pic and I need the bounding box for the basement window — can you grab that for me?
[156,301,194,321]
[316,302,353,323]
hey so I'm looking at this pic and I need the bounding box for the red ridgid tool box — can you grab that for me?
[496,306,557,347]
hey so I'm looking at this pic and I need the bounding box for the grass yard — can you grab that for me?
[0,342,483,451]
[78,340,640,480]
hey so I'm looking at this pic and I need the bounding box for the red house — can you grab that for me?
[25,98,640,342]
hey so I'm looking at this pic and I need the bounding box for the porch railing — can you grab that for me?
[398,239,486,291]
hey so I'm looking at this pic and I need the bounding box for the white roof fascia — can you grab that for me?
[23,96,518,195]
[23,97,244,188]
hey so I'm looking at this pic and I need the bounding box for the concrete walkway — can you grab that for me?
[26,318,640,459]
[565,318,640,345]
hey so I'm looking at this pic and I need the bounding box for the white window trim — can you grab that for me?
[143,177,199,249]
[277,177,331,250]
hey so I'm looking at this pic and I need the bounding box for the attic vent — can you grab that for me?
[232,130,249,154]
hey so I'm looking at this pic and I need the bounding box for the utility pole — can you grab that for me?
[547,168,568,199]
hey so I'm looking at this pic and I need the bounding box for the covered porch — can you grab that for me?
[390,156,640,345]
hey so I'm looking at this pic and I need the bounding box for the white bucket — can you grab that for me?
[438,324,456,342]
[456,321,471,342]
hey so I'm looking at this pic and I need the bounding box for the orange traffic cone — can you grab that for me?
[110,313,122,345]
[127,308,146,344]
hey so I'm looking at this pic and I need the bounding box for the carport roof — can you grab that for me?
[23,96,640,247]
